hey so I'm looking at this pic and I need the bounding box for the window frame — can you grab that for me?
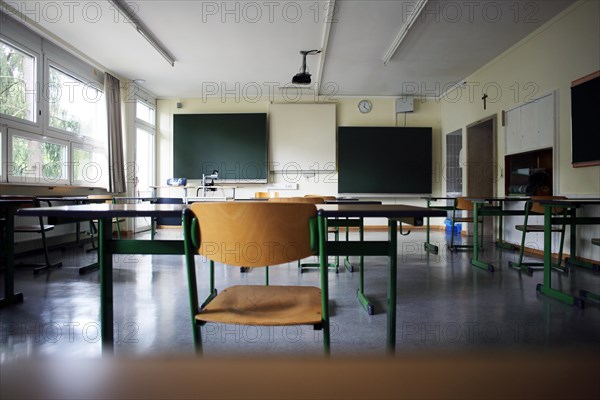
[0,35,41,131]
[7,127,70,185]
[0,12,107,187]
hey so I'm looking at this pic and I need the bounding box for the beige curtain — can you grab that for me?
[105,73,126,193]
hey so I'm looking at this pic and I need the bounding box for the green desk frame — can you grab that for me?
[317,204,446,353]
[470,198,526,272]
[18,202,446,354]
[536,199,600,308]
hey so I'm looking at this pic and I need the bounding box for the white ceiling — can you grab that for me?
[9,0,575,98]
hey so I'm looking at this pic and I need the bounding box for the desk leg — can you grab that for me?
[387,220,397,354]
[565,214,600,271]
[496,203,514,250]
[99,218,115,353]
[356,218,374,315]
[0,208,24,308]
[471,204,494,272]
[536,207,584,309]
[318,214,331,355]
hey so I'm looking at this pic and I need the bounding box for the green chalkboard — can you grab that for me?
[338,126,432,194]
[571,72,600,166]
[173,114,268,181]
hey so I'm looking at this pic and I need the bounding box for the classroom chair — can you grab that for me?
[254,191,279,198]
[433,197,484,252]
[12,196,62,274]
[508,196,568,274]
[423,197,456,254]
[86,195,125,250]
[183,201,330,354]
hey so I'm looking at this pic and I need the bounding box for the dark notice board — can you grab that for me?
[571,71,600,167]
[173,113,268,181]
[338,126,432,194]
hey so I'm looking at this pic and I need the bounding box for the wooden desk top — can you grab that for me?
[17,203,187,218]
[539,198,600,207]
[17,203,447,220]
[317,204,447,218]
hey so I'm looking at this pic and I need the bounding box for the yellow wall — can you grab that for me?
[440,1,600,196]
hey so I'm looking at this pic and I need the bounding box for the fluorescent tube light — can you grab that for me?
[108,0,175,67]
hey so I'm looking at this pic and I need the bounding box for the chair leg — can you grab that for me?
[194,324,203,355]
[509,228,529,272]
[115,218,122,240]
[20,217,62,275]
[87,220,98,253]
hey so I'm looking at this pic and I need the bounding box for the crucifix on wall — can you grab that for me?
[482,93,488,110]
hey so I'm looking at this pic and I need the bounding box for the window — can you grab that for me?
[445,130,463,195]
[72,145,107,187]
[0,39,37,123]
[9,131,68,184]
[1,16,108,187]
[133,97,156,231]
[48,66,106,140]
[136,100,155,125]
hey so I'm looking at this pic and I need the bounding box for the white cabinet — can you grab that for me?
[505,92,555,155]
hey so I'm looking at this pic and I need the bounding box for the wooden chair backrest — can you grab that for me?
[455,197,473,211]
[189,202,317,267]
[305,194,336,201]
[530,196,567,215]
[268,197,325,204]
[255,192,280,198]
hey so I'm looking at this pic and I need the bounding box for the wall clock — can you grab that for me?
[358,99,372,113]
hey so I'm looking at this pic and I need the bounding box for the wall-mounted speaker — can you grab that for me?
[395,97,414,113]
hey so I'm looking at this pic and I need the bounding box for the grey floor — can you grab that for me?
[1,228,599,361]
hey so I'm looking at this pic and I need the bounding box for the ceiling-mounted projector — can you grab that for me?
[292,49,321,85]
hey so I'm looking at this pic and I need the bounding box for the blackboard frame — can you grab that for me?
[571,70,600,167]
[173,113,268,182]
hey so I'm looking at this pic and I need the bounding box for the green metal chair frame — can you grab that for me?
[509,197,568,274]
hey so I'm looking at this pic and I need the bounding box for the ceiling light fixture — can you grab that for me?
[382,0,428,65]
[292,49,322,85]
[108,0,175,67]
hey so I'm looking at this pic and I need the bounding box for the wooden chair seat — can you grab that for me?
[197,285,322,326]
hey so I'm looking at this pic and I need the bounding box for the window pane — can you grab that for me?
[135,127,154,193]
[11,135,67,182]
[73,146,107,187]
[136,100,155,125]
[0,40,36,122]
[48,66,106,140]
